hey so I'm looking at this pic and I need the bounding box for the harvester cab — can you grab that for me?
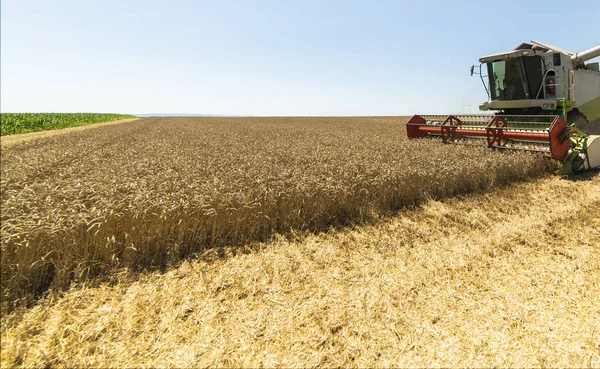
[407,41,600,174]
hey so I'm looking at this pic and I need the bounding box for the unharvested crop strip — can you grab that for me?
[0,117,555,309]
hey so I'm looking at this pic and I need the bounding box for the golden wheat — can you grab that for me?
[0,117,555,309]
[2,175,598,367]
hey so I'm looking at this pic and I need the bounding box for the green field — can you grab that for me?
[0,113,136,136]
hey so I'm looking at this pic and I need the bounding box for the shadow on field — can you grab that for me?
[561,169,600,182]
[5,168,561,316]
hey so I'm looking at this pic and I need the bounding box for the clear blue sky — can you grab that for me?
[2,0,599,116]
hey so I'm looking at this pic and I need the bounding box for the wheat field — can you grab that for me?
[2,172,598,367]
[0,117,555,310]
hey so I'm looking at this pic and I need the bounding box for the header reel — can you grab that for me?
[406,114,598,174]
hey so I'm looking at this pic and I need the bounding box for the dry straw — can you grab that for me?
[1,117,554,310]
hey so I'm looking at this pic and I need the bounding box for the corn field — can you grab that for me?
[0,117,556,310]
[0,113,135,136]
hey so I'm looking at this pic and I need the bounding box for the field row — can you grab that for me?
[0,113,136,136]
[0,117,555,309]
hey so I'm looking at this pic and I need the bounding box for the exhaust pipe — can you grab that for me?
[571,45,600,65]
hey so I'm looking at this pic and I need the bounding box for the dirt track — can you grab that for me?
[0,118,139,147]
[2,172,599,367]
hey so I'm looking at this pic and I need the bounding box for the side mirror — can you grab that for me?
[470,65,475,76]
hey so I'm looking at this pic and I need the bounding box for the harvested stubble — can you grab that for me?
[1,117,555,309]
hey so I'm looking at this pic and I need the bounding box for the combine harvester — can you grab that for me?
[407,41,600,174]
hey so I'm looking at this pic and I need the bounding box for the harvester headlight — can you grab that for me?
[542,103,555,110]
